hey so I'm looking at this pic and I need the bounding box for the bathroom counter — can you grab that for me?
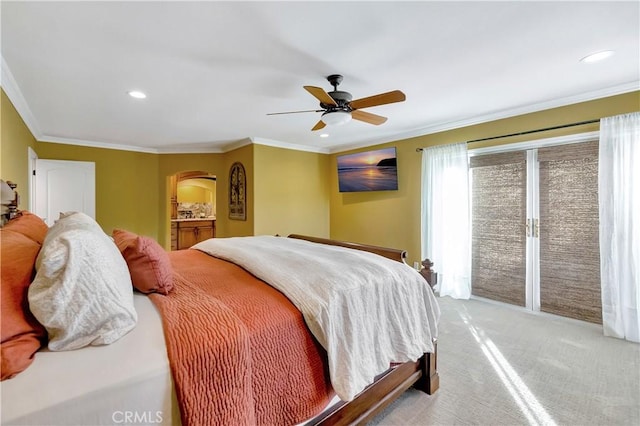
[171,217,216,222]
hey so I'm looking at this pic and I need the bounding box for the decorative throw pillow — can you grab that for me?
[112,229,174,295]
[0,229,48,380]
[3,211,48,244]
[28,212,137,351]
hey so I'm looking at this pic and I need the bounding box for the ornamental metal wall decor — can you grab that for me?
[228,162,246,220]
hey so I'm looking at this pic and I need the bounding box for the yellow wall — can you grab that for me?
[329,91,640,266]
[157,145,254,247]
[329,142,412,250]
[2,89,162,237]
[2,89,257,247]
[35,142,160,237]
[219,144,255,238]
[253,144,330,237]
[1,90,37,209]
[4,83,638,262]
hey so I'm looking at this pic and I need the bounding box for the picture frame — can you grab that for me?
[337,147,398,192]
[228,162,246,220]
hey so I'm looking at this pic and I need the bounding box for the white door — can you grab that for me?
[35,159,95,226]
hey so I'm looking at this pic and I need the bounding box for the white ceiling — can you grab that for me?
[1,1,638,154]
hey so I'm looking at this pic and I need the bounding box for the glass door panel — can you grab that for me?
[538,141,601,323]
[470,152,527,306]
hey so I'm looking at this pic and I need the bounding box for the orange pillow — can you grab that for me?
[1,229,48,380]
[3,211,48,244]
[112,229,174,295]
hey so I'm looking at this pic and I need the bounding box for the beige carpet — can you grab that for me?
[369,297,640,425]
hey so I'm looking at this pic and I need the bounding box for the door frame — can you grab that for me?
[28,147,38,211]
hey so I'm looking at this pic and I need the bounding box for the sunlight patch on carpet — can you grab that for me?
[460,310,557,426]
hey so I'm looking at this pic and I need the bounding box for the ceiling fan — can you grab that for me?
[267,74,406,131]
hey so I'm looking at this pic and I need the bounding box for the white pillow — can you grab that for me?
[28,212,137,351]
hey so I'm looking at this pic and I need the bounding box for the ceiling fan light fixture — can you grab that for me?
[321,110,352,126]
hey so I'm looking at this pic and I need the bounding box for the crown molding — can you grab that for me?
[327,80,639,154]
[156,137,329,154]
[38,135,160,154]
[468,131,600,156]
[4,51,637,156]
[155,147,225,154]
[38,135,330,155]
[155,143,228,154]
[218,137,255,153]
[327,137,401,155]
[250,137,331,154]
[1,56,43,139]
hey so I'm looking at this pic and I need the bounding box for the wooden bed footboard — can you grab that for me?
[310,351,439,425]
[416,342,439,395]
[287,234,439,425]
[287,234,408,264]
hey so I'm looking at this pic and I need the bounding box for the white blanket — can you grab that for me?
[193,236,440,401]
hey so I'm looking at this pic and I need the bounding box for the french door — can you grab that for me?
[470,135,601,323]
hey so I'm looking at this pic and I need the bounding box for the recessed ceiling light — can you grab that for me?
[580,50,615,63]
[320,133,329,138]
[128,90,147,99]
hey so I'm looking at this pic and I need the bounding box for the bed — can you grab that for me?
[1,188,440,425]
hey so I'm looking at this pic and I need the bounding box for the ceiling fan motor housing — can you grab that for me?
[321,90,352,110]
[322,74,353,111]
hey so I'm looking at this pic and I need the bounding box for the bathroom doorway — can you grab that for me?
[170,171,217,250]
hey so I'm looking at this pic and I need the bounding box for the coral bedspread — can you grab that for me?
[149,250,332,426]
[194,236,440,401]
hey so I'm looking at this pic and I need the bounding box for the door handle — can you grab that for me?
[526,219,539,238]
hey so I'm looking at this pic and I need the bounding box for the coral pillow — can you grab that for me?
[1,229,47,380]
[113,229,174,295]
[3,211,48,244]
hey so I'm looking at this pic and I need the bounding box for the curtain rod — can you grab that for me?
[415,118,599,152]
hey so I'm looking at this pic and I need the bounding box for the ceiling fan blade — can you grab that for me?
[351,110,388,125]
[304,86,337,106]
[349,90,406,110]
[311,120,326,131]
[267,109,322,115]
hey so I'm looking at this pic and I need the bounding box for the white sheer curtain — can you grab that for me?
[421,142,471,299]
[599,112,640,342]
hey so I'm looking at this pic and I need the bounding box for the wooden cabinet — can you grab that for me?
[170,222,178,250]
[171,220,215,250]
